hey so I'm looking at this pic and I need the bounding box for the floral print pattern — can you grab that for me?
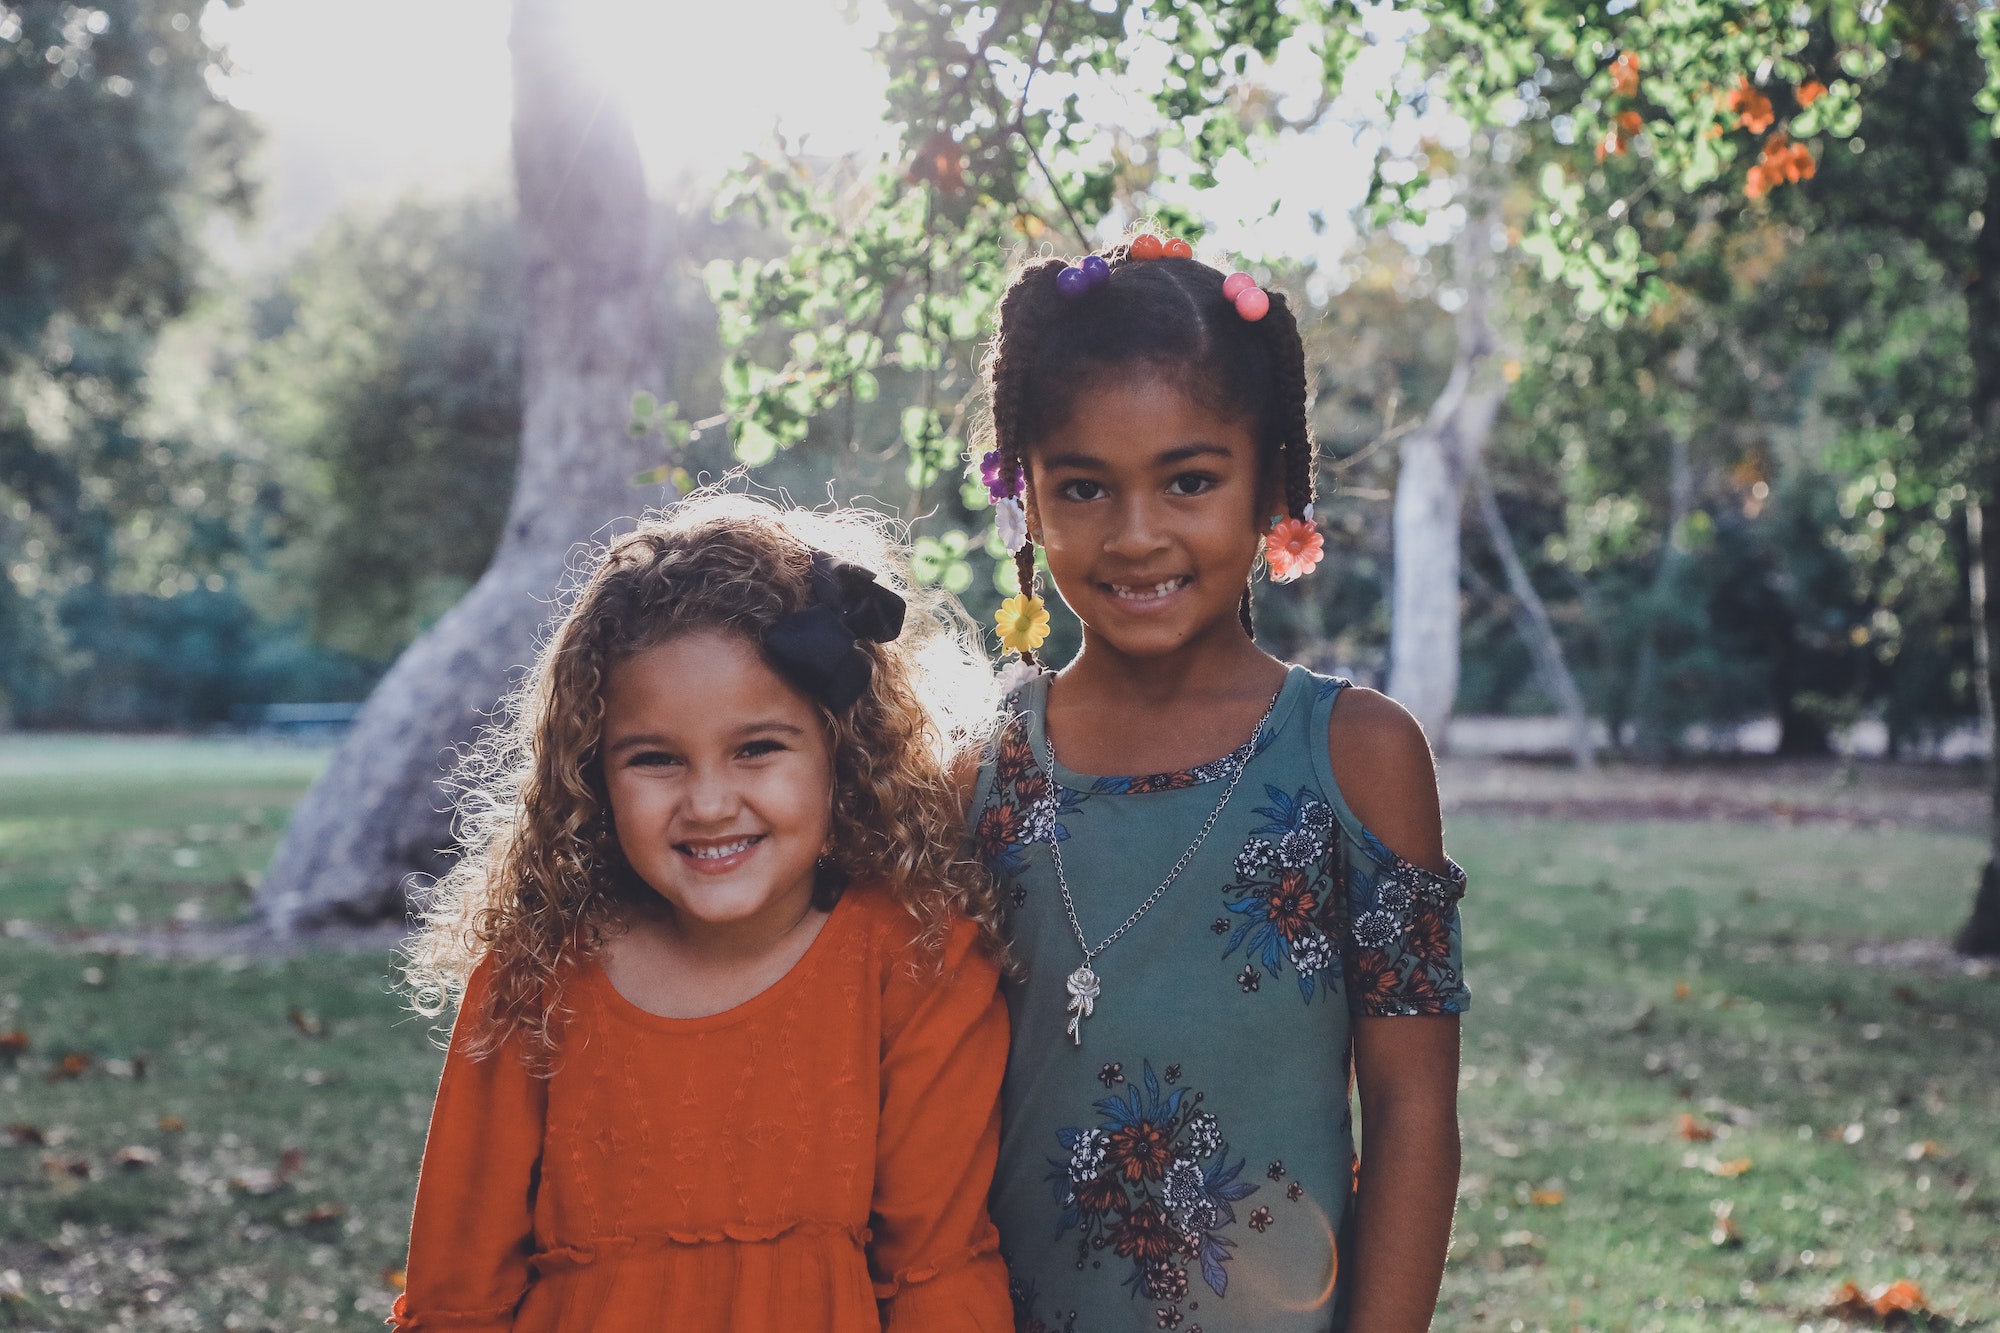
[1343,851,1468,1018]
[975,709,1085,879]
[1220,786,1344,1001]
[1047,1062,1260,1311]
[1217,783,1468,1013]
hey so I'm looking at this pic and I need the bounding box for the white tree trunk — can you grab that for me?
[1472,465,1595,770]
[1386,214,1503,749]
[258,0,662,930]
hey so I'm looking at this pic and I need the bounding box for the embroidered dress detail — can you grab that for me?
[970,667,1470,1331]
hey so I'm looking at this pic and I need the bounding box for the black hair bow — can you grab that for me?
[762,550,907,712]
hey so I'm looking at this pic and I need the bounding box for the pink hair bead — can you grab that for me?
[1222,271,1256,300]
[1233,286,1270,321]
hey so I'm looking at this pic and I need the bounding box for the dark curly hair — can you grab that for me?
[403,493,1002,1069]
[981,247,1317,661]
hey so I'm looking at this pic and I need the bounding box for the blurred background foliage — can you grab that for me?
[0,0,1983,758]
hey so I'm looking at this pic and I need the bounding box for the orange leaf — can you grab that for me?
[382,1268,407,1292]
[1530,1189,1565,1206]
[1612,52,1641,98]
[1725,77,1775,134]
[1673,981,1691,1000]
[0,1030,27,1058]
[1707,1157,1753,1177]
[158,1115,185,1133]
[1871,1280,1928,1315]
[1677,1113,1715,1142]
[1828,1281,1873,1317]
[1798,80,1827,107]
[1616,110,1644,135]
[49,1052,89,1081]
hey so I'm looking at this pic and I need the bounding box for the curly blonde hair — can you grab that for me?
[402,492,1002,1067]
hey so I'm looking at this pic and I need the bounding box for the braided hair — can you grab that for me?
[980,245,1317,662]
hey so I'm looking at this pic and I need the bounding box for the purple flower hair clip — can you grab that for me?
[978,449,1022,502]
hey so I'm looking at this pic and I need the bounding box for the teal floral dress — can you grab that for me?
[969,666,1469,1333]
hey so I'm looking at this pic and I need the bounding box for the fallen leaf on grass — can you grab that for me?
[158,1115,184,1133]
[1530,1189,1565,1206]
[47,1052,89,1081]
[0,1031,27,1059]
[1688,1152,1752,1176]
[43,1155,90,1179]
[229,1168,285,1196]
[301,1202,345,1225]
[1709,1200,1741,1248]
[114,1145,158,1170]
[1828,1278,1932,1320]
[6,1124,44,1146]
[1673,980,1692,1000]
[382,1269,407,1291]
[1677,1113,1715,1142]
[287,1009,324,1038]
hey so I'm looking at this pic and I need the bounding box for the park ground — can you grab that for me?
[0,737,1994,1331]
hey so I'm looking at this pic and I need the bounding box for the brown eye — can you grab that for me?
[1058,478,1106,501]
[1167,473,1217,497]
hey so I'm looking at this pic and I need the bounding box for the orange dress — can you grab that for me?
[391,886,1012,1333]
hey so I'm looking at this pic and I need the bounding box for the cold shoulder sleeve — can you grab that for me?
[869,916,1013,1333]
[390,959,547,1332]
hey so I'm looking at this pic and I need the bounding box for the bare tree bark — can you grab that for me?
[1471,465,1595,770]
[1959,497,2000,955]
[258,0,662,930]
[1387,212,1503,749]
[1629,422,1694,761]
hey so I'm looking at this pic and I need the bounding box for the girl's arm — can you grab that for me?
[870,916,1014,1333]
[392,961,548,1333]
[1330,688,1464,1332]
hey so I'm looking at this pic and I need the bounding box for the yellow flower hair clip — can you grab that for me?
[995,593,1051,654]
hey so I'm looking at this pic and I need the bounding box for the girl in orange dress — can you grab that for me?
[393,493,1013,1333]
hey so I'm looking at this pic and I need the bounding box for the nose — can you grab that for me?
[1103,493,1170,561]
[682,763,741,824]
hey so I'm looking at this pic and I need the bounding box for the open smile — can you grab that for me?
[673,834,766,873]
[1101,575,1192,607]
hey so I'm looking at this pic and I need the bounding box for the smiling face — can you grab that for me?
[599,630,835,934]
[1028,370,1272,661]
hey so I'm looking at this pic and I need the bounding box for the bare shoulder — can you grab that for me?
[1326,686,1447,874]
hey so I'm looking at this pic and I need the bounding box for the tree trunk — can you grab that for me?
[258,0,661,931]
[1630,424,1693,761]
[1471,465,1595,770]
[1957,133,2000,957]
[1960,494,2000,955]
[1387,215,1503,749]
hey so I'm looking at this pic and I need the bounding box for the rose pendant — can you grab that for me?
[1064,964,1100,1045]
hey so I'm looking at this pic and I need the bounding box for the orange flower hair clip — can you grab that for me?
[1264,511,1323,583]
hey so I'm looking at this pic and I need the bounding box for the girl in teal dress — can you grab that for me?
[965,242,1469,1332]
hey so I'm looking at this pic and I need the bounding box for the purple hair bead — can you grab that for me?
[1056,265,1091,298]
[1080,254,1111,287]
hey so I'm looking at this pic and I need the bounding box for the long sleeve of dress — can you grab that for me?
[391,961,548,1332]
[869,919,1014,1333]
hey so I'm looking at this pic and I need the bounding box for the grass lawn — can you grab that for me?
[0,738,1995,1331]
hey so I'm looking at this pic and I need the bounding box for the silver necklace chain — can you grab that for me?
[1042,687,1281,1044]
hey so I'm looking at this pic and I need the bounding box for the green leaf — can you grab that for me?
[734,418,779,467]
